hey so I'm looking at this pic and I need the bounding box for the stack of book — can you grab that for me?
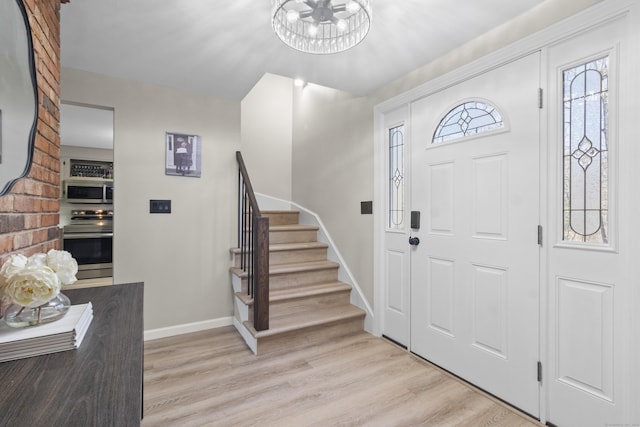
[0,303,93,362]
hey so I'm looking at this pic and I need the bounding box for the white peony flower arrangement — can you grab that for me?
[0,250,78,327]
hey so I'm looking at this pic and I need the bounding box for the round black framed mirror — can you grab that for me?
[0,0,38,196]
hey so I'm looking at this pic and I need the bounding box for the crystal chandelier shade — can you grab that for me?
[272,0,372,54]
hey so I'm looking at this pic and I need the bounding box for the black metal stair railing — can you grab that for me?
[236,151,269,331]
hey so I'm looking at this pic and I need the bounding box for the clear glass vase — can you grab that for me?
[3,293,71,328]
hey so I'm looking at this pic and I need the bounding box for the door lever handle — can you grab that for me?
[409,236,420,246]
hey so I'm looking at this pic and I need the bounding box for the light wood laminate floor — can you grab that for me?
[143,327,542,427]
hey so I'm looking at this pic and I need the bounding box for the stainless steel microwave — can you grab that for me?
[63,180,113,204]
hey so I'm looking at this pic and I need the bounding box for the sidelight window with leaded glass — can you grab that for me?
[562,56,609,244]
[388,125,405,230]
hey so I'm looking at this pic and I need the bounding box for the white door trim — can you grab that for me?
[379,106,412,347]
[372,1,640,424]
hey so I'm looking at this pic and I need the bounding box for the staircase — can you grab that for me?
[230,210,366,355]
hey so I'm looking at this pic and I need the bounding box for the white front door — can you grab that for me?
[381,106,411,347]
[409,53,541,416]
[546,15,634,427]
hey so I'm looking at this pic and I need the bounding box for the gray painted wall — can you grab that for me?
[241,73,293,200]
[292,85,375,304]
[61,68,240,330]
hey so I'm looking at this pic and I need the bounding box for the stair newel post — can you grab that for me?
[253,216,270,331]
[236,151,270,332]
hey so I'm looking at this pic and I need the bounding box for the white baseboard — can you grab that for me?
[144,316,233,341]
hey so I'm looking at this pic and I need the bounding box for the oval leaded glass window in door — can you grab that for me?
[563,56,609,244]
[432,100,504,144]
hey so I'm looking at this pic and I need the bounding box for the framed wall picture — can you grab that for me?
[165,132,201,177]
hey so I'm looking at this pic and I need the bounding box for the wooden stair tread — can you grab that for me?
[244,305,365,339]
[231,260,339,278]
[270,260,339,273]
[235,282,351,305]
[230,241,328,255]
[269,242,328,251]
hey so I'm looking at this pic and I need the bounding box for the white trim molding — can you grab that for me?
[144,316,233,341]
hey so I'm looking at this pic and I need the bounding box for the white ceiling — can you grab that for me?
[60,0,546,101]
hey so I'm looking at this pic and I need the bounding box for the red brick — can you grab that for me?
[0,195,14,212]
[24,215,40,229]
[13,232,34,250]
[22,179,40,196]
[0,216,8,233]
[0,236,14,255]
[41,214,59,227]
[8,216,26,232]
[47,226,59,241]
[34,134,51,154]
[33,228,49,245]
[28,164,46,182]
[42,184,60,199]
[45,239,60,252]
[38,121,57,145]
[10,180,25,194]
[13,196,36,213]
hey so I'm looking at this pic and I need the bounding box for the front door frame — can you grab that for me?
[372,1,640,424]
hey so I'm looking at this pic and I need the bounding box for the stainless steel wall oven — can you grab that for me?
[62,209,113,279]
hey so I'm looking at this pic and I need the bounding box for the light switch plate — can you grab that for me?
[150,199,171,214]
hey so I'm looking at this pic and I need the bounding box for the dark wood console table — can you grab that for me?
[0,282,144,426]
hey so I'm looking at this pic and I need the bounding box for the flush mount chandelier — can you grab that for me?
[272,0,372,54]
